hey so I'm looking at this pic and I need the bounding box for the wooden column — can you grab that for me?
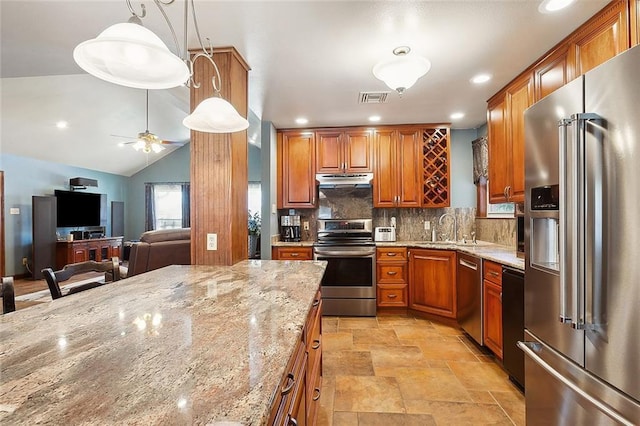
[1,171,5,277]
[189,47,249,265]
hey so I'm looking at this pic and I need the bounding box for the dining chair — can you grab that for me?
[2,276,16,314]
[41,257,121,300]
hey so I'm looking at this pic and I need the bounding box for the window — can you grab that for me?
[248,182,261,217]
[145,183,190,231]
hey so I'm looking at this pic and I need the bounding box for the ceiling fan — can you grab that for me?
[114,90,187,154]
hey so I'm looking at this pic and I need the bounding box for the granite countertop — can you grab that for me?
[271,241,315,247]
[0,260,327,425]
[376,240,524,270]
[273,240,524,270]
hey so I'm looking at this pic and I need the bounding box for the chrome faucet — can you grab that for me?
[438,213,457,243]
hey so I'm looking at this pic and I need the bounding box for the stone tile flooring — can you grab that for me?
[318,315,524,426]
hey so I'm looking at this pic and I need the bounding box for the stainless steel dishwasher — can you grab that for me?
[456,253,483,345]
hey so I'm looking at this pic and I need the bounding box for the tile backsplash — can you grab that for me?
[475,217,517,247]
[277,187,516,247]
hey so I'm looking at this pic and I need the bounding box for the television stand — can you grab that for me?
[56,237,123,269]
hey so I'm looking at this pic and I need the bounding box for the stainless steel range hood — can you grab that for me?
[316,173,373,188]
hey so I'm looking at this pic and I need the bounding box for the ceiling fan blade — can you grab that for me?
[159,140,187,145]
[111,134,136,139]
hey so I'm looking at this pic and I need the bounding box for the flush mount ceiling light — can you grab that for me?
[539,0,575,13]
[450,112,465,120]
[73,0,248,134]
[373,46,431,95]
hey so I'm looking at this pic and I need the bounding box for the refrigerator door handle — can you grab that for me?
[518,341,636,426]
[575,112,605,330]
[558,118,573,324]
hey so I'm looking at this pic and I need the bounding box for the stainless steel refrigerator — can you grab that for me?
[521,44,640,424]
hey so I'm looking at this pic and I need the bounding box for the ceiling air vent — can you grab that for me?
[358,91,390,104]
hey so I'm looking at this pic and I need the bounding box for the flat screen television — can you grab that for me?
[54,190,102,227]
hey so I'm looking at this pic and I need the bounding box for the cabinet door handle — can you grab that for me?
[281,373,296,395]
[312,338,321,350]
[386,271,398,276]
[387,294,398,299]
[312,299,320,307]
[489,271,499,277]
[289,418,298,426]
[386,252,397,257]
[290,253,299,257]
[500,292,503,303]
[312,387,321,401]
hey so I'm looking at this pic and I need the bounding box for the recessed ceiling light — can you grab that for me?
[470,74,491,84]
[450,112,465,120]
[56,121,68,129]
[369,115,381,122]
[539,0,575,13]
[295,117,308,125]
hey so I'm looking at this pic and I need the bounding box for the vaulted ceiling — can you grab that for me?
[0,0,609,176]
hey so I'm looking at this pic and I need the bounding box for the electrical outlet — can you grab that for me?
[424,221,431,231]
[303,221,309,231]
[206,233,217,251]
[22,257,28,266]
[390,217,396,228]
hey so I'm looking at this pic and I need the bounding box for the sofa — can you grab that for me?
[125,228,191,277]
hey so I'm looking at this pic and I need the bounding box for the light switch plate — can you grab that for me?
[206,233,217,250]
[303,221,309,230]
[10,207,20,215]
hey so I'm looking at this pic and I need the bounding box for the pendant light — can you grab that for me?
[73,4,189,89]
[73,0,248,133]
[373,46,431,95]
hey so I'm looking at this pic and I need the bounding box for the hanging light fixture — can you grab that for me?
[73,0,248,133]
[373,46,431,95]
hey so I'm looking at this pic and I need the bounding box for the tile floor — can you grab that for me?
[318,315,524,426]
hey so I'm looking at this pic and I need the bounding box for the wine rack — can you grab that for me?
[422,128,450,207]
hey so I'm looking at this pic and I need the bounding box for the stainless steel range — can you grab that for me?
[313,219,376,316]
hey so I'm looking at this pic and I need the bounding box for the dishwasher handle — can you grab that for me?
[459,258,478,271]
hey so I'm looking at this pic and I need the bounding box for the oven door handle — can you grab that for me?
[313,250,375,257]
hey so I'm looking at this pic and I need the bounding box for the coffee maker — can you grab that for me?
[281,215,301,242]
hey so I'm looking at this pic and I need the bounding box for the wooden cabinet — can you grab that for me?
[567,0,629,78]
[534,45,570,102]
[633,0,640,46]
[315,129,373,173]
[487,1,634,205]
[483,260,503,359]
[305,291,322,425]
[376,247,408,308]
[277,131,316,208]
[373,127,422,208]
[268,338,307,426]
[56,237,123,269]
[272,246,313,260]
[408,249,456,318]
[422,128,451,207]
[269,289,322,426]
[487,72,532,204]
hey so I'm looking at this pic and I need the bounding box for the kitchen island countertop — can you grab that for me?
[0,260,327,425]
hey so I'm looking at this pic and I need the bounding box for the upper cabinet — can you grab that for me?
[534,45,570,102]
[567,0,629,78]
[316,129,373,174]
[488,73,532,204]
[487,0,633,205]
[277,130,316,208]
[373,127,423,208]
[422,128,451,208]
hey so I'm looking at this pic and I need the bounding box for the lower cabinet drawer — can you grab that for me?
[377,284,408,307]
[377,264,407,284]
